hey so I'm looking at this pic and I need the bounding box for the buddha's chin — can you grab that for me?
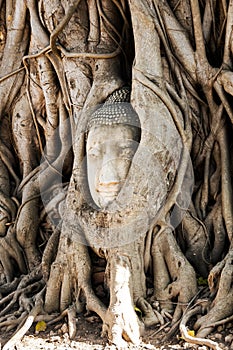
[98,194,117,208]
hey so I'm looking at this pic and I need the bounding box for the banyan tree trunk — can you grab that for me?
[0,0,233,348]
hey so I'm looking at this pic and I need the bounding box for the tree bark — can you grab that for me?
[0,0,233,347]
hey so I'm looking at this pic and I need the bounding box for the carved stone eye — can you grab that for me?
[87,147,101,158]
[120,147,134,158]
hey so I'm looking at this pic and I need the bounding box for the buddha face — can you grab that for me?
[86,124,139,208]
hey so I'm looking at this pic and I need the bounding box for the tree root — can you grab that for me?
[45,230,148,347]
[0,0,28,116]
[2,307,40,350]
[2,287,45,350]
[0,280,43,317]
[102,253,143,346]
[0,310,58,331]
[137,296,163,327]
[41,225,61,282]
[1,2,233,349]
[180,305,223,350]
[67,305,77,340]
[0,311,27,331]
[151,227,198,323]
[0,266,44,337]
[180,204,210,277]
[45,306,77,339]
[2,305,41,350]
[0,228,27,282]
[148,321,171,339]
[194,249,233,337]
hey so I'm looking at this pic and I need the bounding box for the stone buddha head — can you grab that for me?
[86,87,141,209]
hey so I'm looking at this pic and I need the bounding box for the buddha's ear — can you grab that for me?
[73,132,86,168]
[69,105,94,205]
[71,131,95,207]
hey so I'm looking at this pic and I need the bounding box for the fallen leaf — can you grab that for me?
[197,276,208,286]
[187,329,195,337]
[35,320,47,333]
[134,306,142,317]
[180,328,195,339]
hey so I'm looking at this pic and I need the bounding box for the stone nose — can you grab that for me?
[99,159,120,187]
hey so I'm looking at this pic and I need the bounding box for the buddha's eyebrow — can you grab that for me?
[118,140,135,146]
[86,143,102,152]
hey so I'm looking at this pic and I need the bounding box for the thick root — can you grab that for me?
[45,229,146,346]
[179,206,210,277]
[0,227,27,282]
[103,253,143,346]
[44,229,107,324]
[137,297,162,327]
[152,228,198,323]
[2,303,42,350]
[180,306,222,350]
[194,249,233,337]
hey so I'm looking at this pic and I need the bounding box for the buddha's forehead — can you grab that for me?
[87,124,136,147]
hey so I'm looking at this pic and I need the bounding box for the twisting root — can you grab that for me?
[205,314,233,329]
[57,44,121,59]
[2,314,36,350]
[46,306,76,339]
[67,304,77,339]
[46,308,69,326]
[180,306,223,350]
[50,0,82,57]
[2,288,45,350]
[0,67,25,83]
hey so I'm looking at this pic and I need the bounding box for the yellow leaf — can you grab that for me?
[134,306,142,317]
[35,320,47,333]
[197,277,208,286]
[187,329,195,337]
[180,329,195,340]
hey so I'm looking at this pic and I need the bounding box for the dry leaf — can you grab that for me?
[187,329,195,337]
[35,320,47,334]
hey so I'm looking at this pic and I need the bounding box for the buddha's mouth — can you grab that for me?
[99,190,118,195]
[98,191,119,200]
[96,190,119,207]
[97,185,120,196]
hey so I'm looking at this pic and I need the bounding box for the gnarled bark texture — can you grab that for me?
[0,0,233,348]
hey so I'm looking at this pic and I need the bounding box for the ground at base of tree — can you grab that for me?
[0,314,232,350]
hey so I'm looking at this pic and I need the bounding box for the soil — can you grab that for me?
[0,313,232,350]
